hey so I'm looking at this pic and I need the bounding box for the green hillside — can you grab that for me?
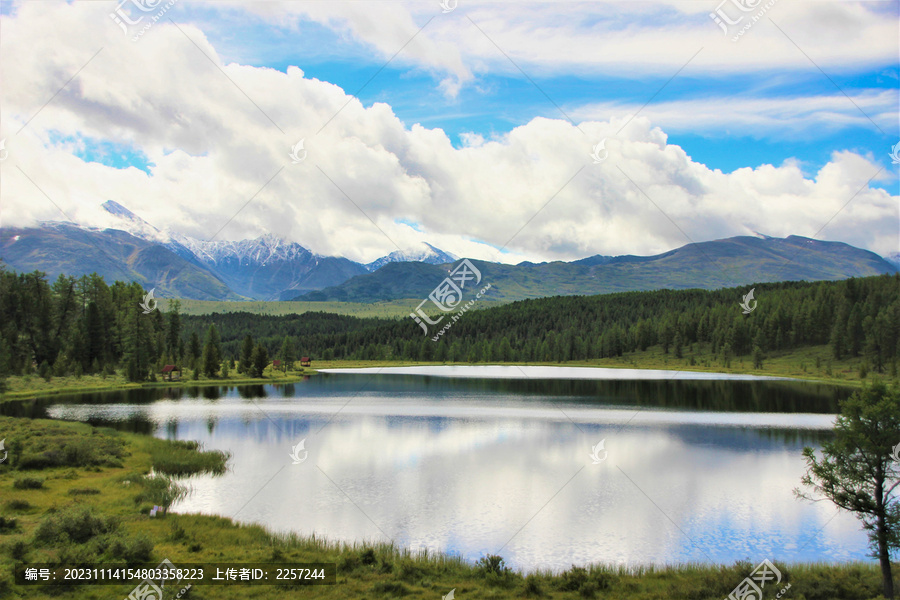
[296,235,897,303]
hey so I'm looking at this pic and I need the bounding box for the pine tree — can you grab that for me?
[167,299,182,356]
[279,336,296,370]
[202,324,222,378]
[239,334,254,374]
[752,345,764,369]
[188,330,201,369]
[250,343,269,378]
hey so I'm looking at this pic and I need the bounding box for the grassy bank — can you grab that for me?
[3,342,891,403]
[313,342,886,388]
[0,415,892,600]
[0,368,312,403]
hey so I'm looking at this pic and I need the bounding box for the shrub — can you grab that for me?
[477,554,509,576]
[68,487,101,496]
[108,534,154,563]
[34,507,117,545]
[9,539,28,560]
[17,433,125,470]
[133,474,189,510]
[5,499,32,511]
[0,516,18,532]
[360,548,377,565]
[523,573,545,597]
[558,565,589,591]
[395,557,422,582]
[13,477,44,490]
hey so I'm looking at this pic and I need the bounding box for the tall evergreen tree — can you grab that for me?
[239,334,254,374]
[250,343,269,378]
[279,336,297,370]
[202,324,222,378]
[167,299,182,357]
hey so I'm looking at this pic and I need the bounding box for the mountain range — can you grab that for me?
[0,201,896,302]
[296,235,898,303]
[0,201,458,300]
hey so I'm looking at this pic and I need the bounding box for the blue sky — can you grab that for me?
[191,3,899,184]
[2,1,898,261]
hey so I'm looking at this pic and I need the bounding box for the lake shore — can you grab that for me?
[2,349,870,403]
[0,415,889,599]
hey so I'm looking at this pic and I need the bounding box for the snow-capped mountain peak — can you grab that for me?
[171,233,314,266]
[365,242,458,272]
[100,200,174,245]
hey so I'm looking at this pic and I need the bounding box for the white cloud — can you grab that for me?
[571,90,898,139]
[0,1,897,264]
[225,0,899,88]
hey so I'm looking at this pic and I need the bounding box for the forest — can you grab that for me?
[1,262,897,382]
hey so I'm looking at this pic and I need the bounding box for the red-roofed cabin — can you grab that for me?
[273,360,282,368]
[300,357,311,367]
[161,365,181,381]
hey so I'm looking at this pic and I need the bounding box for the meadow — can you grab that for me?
[0,415,891,600]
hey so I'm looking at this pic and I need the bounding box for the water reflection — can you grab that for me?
[0,372,865,570]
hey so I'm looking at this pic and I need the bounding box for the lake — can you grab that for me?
[2,367,869,572]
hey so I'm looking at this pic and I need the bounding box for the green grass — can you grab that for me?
[162,298,426,318]
[0,417,895,599]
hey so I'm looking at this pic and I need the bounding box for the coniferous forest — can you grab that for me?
[1,263,898,382]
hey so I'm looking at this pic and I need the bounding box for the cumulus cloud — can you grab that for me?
[0,1,897,263]
[228,0,899,86]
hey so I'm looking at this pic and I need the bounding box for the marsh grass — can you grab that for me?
[148,439,231,477]
[0,416,894,599]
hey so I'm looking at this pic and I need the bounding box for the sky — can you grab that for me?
[0,0,898,264]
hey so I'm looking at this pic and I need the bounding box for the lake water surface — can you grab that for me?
[4,367,869,571]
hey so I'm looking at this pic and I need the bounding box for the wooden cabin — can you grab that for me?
[161,365,181,381]
[300,356,311,367]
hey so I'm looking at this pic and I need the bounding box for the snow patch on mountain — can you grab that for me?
[170,232,315,266]
[366,243,458,272]
[99,200,174,246]
[99,200,458,271]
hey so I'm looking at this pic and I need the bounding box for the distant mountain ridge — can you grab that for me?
[296,235,899,303]
[1,202,896,302]
[0,201,458,300]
